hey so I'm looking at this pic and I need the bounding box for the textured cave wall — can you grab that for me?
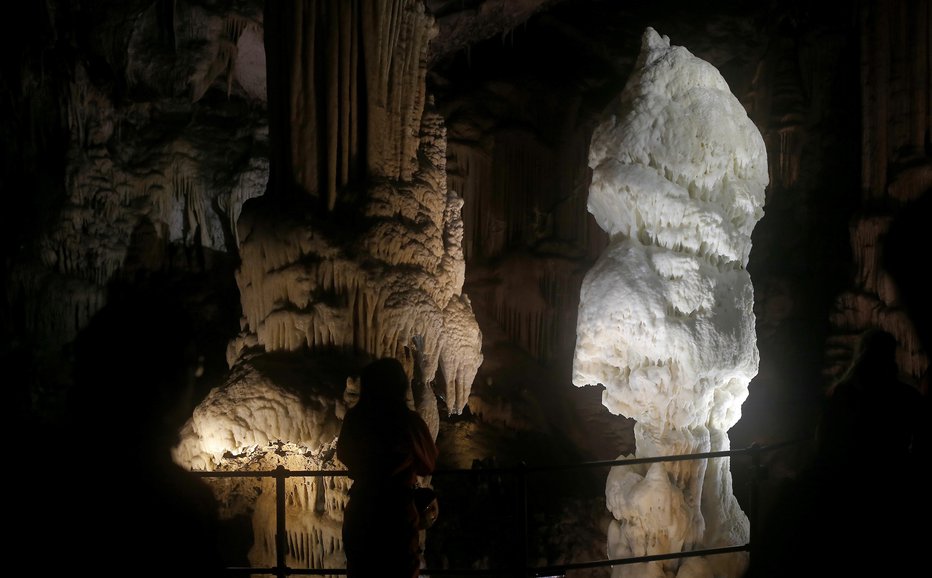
[4,0,268,428]
[745,0,930,444]
[825,0,930,385]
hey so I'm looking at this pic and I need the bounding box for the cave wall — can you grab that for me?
[4,0,269,429]
[4,0,929,513]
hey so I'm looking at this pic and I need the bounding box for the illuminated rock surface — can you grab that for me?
[171,3,482,571]
[203,441,349,571]
[573,27,768,578]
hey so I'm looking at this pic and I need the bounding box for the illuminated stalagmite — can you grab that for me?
[173,103,482,468]
[175,0,482,467]
[573,28,767,578]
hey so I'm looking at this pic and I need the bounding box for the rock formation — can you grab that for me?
[574,28,768,578]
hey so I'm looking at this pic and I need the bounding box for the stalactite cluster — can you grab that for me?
[190,441,349,572]
[446,125,603,363]
[362,0,436,184]
[251,471,347,571]
[31,119,263,345]
[226,0,482,432]
[231,108,483,417]
[285,0,435,209]
[447,142,497,261]
[860,0,930,202]
[288,0,360,208]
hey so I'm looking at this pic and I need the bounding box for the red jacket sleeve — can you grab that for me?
[407,412,439,476]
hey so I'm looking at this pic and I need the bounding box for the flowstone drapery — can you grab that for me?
[573,28,768,578]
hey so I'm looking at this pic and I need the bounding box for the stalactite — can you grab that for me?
[777,126,801,187]
[326,0,340,210]
[850,216,885,292]
[339,0,353,187]
[885,1,923,159]
[219,39,238,97]
[911,0,929,153]
[861,0,891,201]
[362,0,393,178]
[286,0,370,207]
[291,0,318,199]
[360,0,435,181]
[67,79,88,147]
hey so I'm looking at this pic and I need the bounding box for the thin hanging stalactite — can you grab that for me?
[349,0,360,184]
[326,0,340,210]
[339,0,353,188]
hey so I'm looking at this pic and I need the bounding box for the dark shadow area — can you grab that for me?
[746,328,929,578]
[21,287,226,575]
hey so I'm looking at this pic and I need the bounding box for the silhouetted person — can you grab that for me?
[748,328,926,578]
[43,291,225,576]
[817,328,922,470]
[337,357,439,578]
[812,328,924,574]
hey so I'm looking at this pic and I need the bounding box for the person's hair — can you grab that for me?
[358,357,410,407]
[832,328,898,392]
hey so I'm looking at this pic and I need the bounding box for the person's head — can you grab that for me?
[850,328,899,384]
[358,357,410,408]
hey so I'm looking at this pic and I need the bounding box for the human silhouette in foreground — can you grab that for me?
[815,328,925,569]
[817,328,922,467]
[337,357,439,578]
[749,328,926,577]
[43,291,225,575]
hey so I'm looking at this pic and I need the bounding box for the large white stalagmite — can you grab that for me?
[573,28,767,578]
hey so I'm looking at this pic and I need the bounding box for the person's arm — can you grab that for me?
[410,414,439,476]
[336,411,362,474]
[383,412,439,480]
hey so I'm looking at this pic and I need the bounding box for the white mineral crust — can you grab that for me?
[573,27,767,578]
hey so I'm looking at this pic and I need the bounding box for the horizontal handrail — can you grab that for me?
[191,440,799,576]
[192,439,800,478]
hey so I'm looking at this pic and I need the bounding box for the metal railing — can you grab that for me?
[195,440,797,577]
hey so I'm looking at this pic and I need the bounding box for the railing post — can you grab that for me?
[518,461,528,578]
[275,464,287,578]
[748,443,762,562]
